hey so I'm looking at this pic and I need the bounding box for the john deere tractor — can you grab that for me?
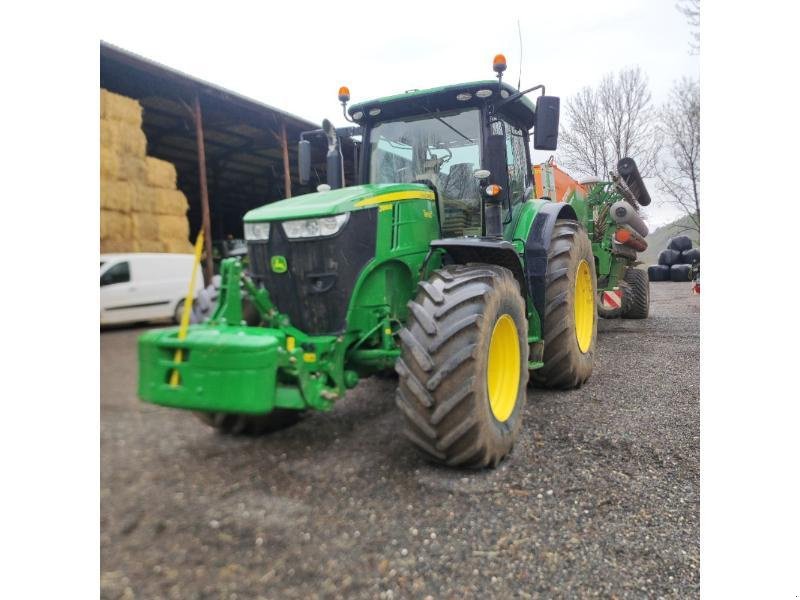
[139,56,601,468]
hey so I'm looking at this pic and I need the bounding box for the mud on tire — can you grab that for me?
[530,219,597,390]
[395,264,529,468]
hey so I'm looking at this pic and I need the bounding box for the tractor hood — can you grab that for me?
[243,183,435,222]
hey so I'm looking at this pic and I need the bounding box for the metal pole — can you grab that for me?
[280,120,292,198]
[193,94,214,283]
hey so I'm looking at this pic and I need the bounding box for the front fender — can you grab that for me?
[512,200,579,319]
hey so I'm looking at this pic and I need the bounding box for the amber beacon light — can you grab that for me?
[492,54,507,74]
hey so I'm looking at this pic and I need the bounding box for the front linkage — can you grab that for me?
[139,258,398,417]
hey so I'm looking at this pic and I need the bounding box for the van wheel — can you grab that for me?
[173,299,186,324]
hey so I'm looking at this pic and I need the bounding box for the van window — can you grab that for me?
[101,261,130,286]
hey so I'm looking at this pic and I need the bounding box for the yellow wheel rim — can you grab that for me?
[486,314,521,422]
[574,259,594,353]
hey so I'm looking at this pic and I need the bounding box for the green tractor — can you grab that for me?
[139,56,608,468]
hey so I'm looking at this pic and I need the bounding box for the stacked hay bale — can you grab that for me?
[100,89,193,254]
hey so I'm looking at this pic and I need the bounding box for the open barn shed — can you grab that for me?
[100,41,356,277]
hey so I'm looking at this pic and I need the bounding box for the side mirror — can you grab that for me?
[298,139,311,185]
[533,95,560,151]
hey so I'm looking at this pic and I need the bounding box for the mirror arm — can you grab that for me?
[493,84,546,112]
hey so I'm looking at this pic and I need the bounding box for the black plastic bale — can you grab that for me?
[648,265,671,282]
[658,249,682,266]
[670,264,693,282]
[681,248,700,264]
[667,235,693,252]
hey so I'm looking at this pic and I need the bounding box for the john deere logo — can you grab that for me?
[271,255,288,273]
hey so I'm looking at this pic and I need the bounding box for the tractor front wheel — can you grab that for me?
[531,219,597,389]
[195,410,303,436]
[395,264,529,468]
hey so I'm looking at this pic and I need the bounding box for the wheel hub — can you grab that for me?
[486,314,521,422]
[574,259,594,353]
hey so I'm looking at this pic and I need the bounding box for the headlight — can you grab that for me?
[282,214,350,239]
[244,222,270,241]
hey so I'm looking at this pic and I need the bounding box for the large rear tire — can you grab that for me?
[620,268,650,319]
[531,219,597,389]
[194,410,303,436]
[395,265,529,468]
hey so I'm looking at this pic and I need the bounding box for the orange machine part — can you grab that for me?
[533,162,588,202]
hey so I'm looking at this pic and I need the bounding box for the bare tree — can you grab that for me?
[657,78,700,232]
[559,67,661,180]
[677,0,700,55]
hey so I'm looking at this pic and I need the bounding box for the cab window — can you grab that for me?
[101,261,130,286]
[505,123,530,205]
[490,118,530,221]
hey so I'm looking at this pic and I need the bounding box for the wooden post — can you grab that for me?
[193,94,214,283]
[280,120,292,198]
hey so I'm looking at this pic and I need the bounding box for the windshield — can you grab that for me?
[368,109,482,236]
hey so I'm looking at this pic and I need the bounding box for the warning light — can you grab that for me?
[338,86,351,103]
[493,54,507,74]
[485,184,502,197]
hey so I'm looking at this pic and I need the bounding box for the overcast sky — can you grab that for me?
[102,0,699,227]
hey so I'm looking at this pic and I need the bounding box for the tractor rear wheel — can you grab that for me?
[395,264,529,468]
[531,219,597,389]
[195,410,303,436]
[620,268,650,319]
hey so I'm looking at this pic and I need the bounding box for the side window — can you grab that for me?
[504,123,529,206]
[101,261,130,286]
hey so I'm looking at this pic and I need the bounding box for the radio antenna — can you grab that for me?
[517,19,523,90]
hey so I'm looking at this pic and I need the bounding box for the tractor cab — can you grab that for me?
[350,80,540,237]
[298,64,560,240]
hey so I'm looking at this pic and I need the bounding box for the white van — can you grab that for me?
[100,253,205,326]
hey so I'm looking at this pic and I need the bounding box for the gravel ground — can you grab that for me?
[101,281,699,599]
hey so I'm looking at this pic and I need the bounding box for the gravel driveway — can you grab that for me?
[101,281,699,599]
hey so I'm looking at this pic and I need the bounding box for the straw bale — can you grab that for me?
[157,215,190,241]
[132,186,158,213]
[163,238,195,254]
[100,89,142,127]
[130,213,160,241]
[100,180,135,213]
[100,119,147,156]
[134,240,165,253]
[101,239,134,254]
[100,149,146,182]
[100,210,132,240]
[100,147,119,180]
[153,189,189,216]
[145,156,177,189]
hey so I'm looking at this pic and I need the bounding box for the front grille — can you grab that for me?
[247,209,378,334]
